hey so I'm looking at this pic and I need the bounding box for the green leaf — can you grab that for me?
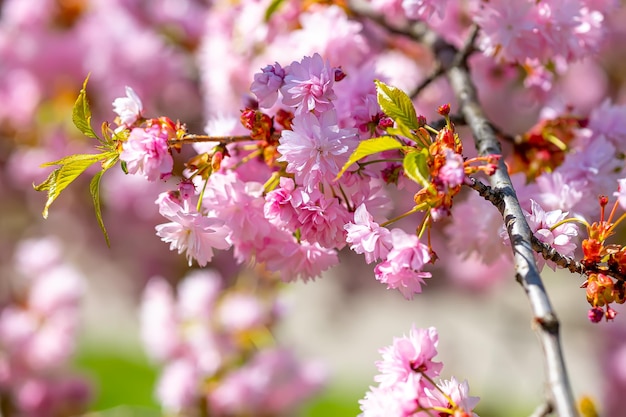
[264,0,285,21]
[34,153,103,218]
[72,75,98,139]
[402,148,431,187]
[90,170,110,247]
[337,136,404,179]
[375,80,419,136]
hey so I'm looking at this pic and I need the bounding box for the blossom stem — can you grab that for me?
[421,372,457,410]
[380,204,426,227]
[337,184,354,212]
[196,176,209,213]
[549,217,590,232]
[607,198,620,224]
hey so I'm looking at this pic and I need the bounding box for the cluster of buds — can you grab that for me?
[580,196,626,322]
[239,107,293,166]
[507,112,583,181]
[413,106,500,221]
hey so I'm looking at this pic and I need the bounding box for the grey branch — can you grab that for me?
[348,1,579,416]
[468,178,587,276]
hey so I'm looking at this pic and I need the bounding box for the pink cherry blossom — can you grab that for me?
[112,86,143,126]
[420,377,480,416]
[264,177,299,228]
[374,229,432,299]
[359,377,422,417]
[155,192,231,267]
[295,189,352,249]
[120,125,173,181]
[375,325,442,388]
[438,149,465,188]
[280,53,337,114]
[250,62,285,108]
[345,204,393,263]
[277,109,358,190]
[501,199,579,271]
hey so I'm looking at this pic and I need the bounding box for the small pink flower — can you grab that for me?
[344,204,392,263]
[120,125,173,181]
[421,377,480,416]
[438,149,465,188]
[375,325,442,388]
[155,192,231,267]
[251,63,285,108]
[280,53,336,114]
[374,229,432,299]
[264,177,299,228]
[277,110,358,190]
[501,199,579,271]
[295,190,352,249]
[112,86,143,126]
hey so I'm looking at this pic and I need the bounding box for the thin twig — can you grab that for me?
[347,1,579,416]
[410,62,444,99]
[530,401,554,417]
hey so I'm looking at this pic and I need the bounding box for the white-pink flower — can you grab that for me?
[345,204,392,263]
[501,199,579,271]
[120,125,173,181]
[277,110,358,190]
[112,86,143,126]
[280,53,336,114]
[421,377,480,416]
[374,229,432,299]
[155,192,231,267]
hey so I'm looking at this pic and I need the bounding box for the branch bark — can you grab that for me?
[348,1,579,416]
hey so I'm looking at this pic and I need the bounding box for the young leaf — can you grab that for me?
[402,148,431,188]
[375,80,419,135]
[72,75,98,139]
[90,170,110,247]
[336,136,404,179]
[264,0,285,21]
[34,153,104,218]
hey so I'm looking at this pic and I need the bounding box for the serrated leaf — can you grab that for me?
[41,153,107,168]
[90,170,110,247]
[34,153,103,218]
[403,148,431,188]
[337,136,404,179]
[264,0,285,21]
[72,75,98,139]
[375,80,419,137]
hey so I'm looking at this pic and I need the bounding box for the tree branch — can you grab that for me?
[347,1,579,416]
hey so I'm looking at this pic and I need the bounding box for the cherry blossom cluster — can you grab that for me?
[16,0,626,415]
[0,237,90,417]
[140,269,325,415]
[359,326,479,417]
